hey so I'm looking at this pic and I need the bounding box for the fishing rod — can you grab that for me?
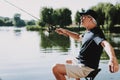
[3,0,40,20]
[2,0,63,47]
[2,0,71,48]
[3,0,59,32]
[3,0,61,31]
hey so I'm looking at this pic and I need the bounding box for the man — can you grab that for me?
[52,9,119,80]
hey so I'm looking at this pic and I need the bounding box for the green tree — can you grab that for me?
[52,9,59,26]
[13,13,21,26]
[91,2,117,31]
[13,13,26,27]
[103,3,115,30]
[40,7,54,27]
[38,20,46,27]
[74,11,81,27]
[115,3,120,24]
[0,17,13,26]
[3,17,13,26]
[26,20,36,25]
[57,8,72,27]
[0,17,4,26]
[40,7,72,28]
[91,3,105,28]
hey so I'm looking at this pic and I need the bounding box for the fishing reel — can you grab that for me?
[47,26,60,33]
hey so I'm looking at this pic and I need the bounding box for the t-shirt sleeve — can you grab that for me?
[93,36,105,45]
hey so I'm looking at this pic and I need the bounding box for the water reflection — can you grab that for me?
[13,29,22,37]
[39,30,120,61]
[39,31,70,53]
[0,27,119,60]
[0,27,120,80]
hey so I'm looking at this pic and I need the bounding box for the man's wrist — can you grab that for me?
[110,57,117,61]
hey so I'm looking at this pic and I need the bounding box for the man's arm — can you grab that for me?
[101,40,119,73]
[55,28,82,41]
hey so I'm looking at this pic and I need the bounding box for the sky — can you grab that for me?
[0,0,119,20]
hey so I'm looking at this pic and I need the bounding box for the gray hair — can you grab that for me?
[92,17,97,25]
[88,15,97,25]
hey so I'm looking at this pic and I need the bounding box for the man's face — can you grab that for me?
[80,15,92,28]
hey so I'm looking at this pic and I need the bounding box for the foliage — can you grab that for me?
[38,20,46,27]
[74,11,81,27]
[0,14,36,27]
[58,8,72,27]
[39,7,72,28]
[26,20,36,25]
[0,16,13,26]
[91,3,105,27]
[0,17,4,26]
[115,3,120,24]
[1,2,120,32]
[13,13,26,27]
[40,7,54,26]
[74,2,120,32]
[90,2,120,31]
[26,25,41,31]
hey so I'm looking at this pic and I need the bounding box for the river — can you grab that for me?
[0,27,119,80]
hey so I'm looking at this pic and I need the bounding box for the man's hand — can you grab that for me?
[108,57,119,73]
[101,41,119,73]
[55,28,68,36]
[66,60,72,64]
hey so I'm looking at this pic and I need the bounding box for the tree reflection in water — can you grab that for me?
[39,30,120,62]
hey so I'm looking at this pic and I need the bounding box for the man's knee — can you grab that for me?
[52,64,66,75]
[52,64,60,73]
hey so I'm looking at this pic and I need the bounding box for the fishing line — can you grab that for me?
[2,0,71,50]
[3,0,40,20]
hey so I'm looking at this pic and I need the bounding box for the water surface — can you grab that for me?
[0,27,120,80]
